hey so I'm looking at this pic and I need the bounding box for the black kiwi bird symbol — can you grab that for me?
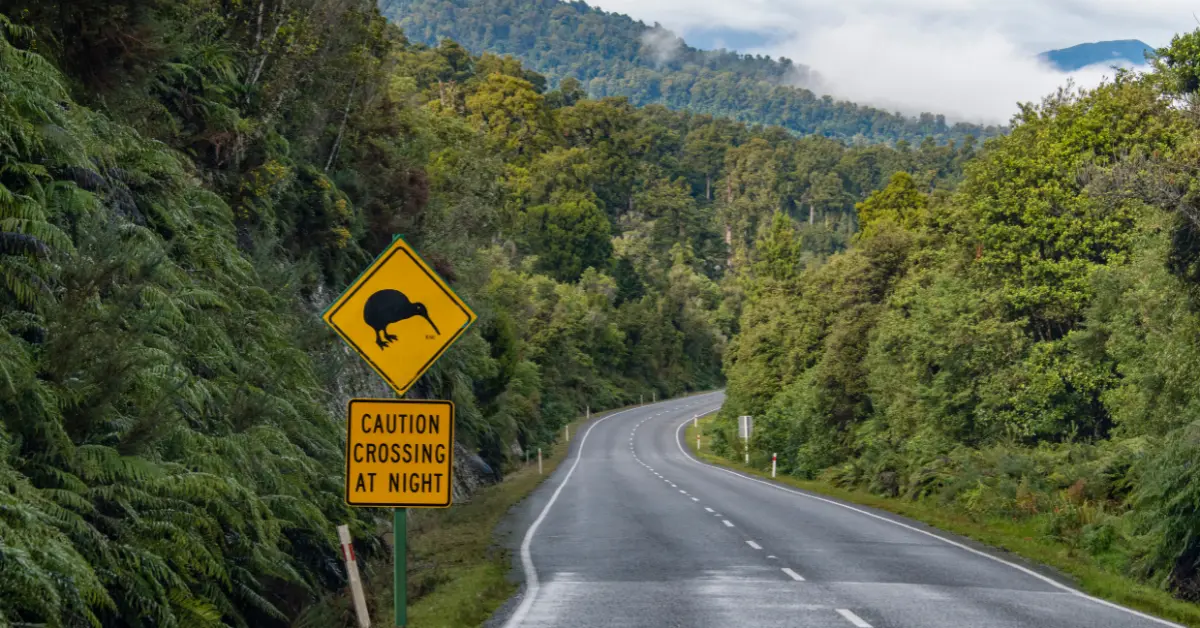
[363,289,440,350]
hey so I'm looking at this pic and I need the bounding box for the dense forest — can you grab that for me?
[0,0,969,625]
[379,0,1002,145]
[715,34,1200,603]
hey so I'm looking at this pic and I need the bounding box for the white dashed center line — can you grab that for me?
[704,507,713,513]
[782,567,805,582]
[722,519,734,527]
[836,609,871,627]
[746,540,762,550]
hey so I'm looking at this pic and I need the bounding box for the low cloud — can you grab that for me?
[592,0,1188,124]
[640,27,684,66]
[770,13,1130,124]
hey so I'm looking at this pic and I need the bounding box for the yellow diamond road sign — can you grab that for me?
[323,236,476,395]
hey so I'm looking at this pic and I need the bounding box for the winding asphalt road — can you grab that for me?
[491,392,1182,628]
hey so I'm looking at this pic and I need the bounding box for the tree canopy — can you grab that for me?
[380,0,1002,145]
[0,2,962,624]
[718,37,1200,604]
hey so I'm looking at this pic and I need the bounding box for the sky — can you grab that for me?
[586,0,1195,124]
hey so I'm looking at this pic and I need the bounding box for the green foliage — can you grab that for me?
[0,0,977,623]
[380,0,1001,144]
[721,28,1200,604]
[0,14,362,624]
[856,172,928,237]
[521,194,612,282]
[1153,31,1200,95]
[466,73,553,157]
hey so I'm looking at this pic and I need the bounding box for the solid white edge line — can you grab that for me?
[782,567,805,581]
[503,393,722,628]
[836,609,871,627]
[673,414,1186,628]
[501,405,638,628]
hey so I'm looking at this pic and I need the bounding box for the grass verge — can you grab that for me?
[685,417,1200,628]
[295,419,582,628]
[386,421,580,628]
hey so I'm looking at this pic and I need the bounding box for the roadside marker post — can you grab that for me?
[337,525,371,628]
[565,425,570,442]
[772,453,777,478]
[322,235,476,627]
[394,510,406,627]
[538,448,543,475]
[739,416,753,465]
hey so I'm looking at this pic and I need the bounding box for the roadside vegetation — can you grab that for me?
[0,2,965,623]
[299,416,583,628]
[689,417,1200,627]
[714,31,1200,616]
[13,0,1200,625]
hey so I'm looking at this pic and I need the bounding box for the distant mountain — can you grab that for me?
[1039,39,1154,71]
[379,0,999,145]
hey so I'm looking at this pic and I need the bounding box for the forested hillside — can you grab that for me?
[379,0,1002,145]
[0,1,968,625]
[717,36,1200,604]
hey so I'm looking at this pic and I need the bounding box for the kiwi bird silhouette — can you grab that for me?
[363,289,440,350]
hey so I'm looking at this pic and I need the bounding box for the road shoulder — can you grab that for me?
[684,416,1200,628]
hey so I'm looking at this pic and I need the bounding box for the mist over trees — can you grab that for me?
[380,0,1002,145]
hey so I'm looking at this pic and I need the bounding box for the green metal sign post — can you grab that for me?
[395,508,407,627]
[323,237,473,628]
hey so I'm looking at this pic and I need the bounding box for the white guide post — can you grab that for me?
[337,525,371,628]
[538,448,543,475]
[739,416,753,465]
[772,453,777,478]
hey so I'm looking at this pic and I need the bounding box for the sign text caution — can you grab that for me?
[345,399,455,508]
